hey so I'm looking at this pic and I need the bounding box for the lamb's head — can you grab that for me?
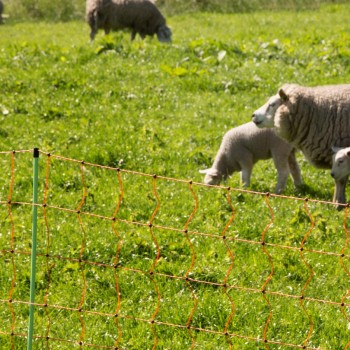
[252,88,289,128]
[157,24,172,42]
[199,168,223,185]
[331,147,350,181]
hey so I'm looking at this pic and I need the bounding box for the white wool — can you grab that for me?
[199,121,303,194]
[252,83,350,208]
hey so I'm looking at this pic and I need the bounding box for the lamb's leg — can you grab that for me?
[333,176,348,210]
[236,153,254,187]
[272,155,290,194]
[288,151,303,188]
[240,168,252,188]
[239,160,253,188]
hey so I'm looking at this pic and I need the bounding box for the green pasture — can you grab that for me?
[1,2,350,349]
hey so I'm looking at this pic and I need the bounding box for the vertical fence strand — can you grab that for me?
[261,193,275,348]
[299,199,316,348]
[8,151,16,350]
[149,175,161,349]
[42,153,53,349]
[221,188,236,349]
[76,161,88,347]
[340,205,350,349]
[111,168,125,348]
[184,181,199,350]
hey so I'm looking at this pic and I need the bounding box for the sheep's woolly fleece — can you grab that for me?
[200,121,303,194]
[86,0,172,42]
[252,84,350,169]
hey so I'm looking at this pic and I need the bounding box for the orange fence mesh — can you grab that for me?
[0,149,350,349]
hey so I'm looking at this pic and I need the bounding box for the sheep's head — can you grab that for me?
[252,89,288,128]
[199,168,222,185]
[157,24,172,42]
[331,146,350,180]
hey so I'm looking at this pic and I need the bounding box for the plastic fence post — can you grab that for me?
[27,148,39,350]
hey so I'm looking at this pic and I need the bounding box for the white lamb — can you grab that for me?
[199,121,303,194]
[331,147,350,205]
[86,0,172,42]
[252,83,350,208]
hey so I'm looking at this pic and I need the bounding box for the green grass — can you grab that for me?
[1,3,350,349]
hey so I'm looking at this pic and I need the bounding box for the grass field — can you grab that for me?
[1,2,350,349]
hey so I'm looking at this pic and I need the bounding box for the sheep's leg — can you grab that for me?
[89,10,99,41]
[272,155,290,194]
[131,30,137,41]
[288,151,303,188]
[90,30,95,41]
[333,176,348,210]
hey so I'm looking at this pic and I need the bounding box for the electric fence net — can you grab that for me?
[0,149,349,349]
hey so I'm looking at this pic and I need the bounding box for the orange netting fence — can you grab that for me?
[0,149,349,349]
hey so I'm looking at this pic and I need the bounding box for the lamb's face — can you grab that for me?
[157,25,172,42]
[199,168,222,185]
[331,147,350,180]
[252,94,284,128]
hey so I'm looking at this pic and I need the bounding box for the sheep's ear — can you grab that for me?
[278,88,289,102]
[199,169,209,174]
[331,146,343,154]
[347,150,350,157]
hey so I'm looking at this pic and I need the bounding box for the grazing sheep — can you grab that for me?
[331,146,350,205]
[252,83,350,208]
[86,0,172,42]
[199,121,303,194]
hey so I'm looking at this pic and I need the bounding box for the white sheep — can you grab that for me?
[331,146,350,205]
[86,0,172,42]
[252,83,350,208]
[199,121,303,194]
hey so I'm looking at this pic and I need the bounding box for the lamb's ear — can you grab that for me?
[278,88,289,102]
[347,150,350,157]
[331,146,343,154]
[199,168,219,176]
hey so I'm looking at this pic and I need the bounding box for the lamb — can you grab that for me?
[252,83,350,208]
[86,0,172,42]
[330,147,350,205]
[199,121,303,194]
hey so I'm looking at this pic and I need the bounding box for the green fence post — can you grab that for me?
[27,148,39,350]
